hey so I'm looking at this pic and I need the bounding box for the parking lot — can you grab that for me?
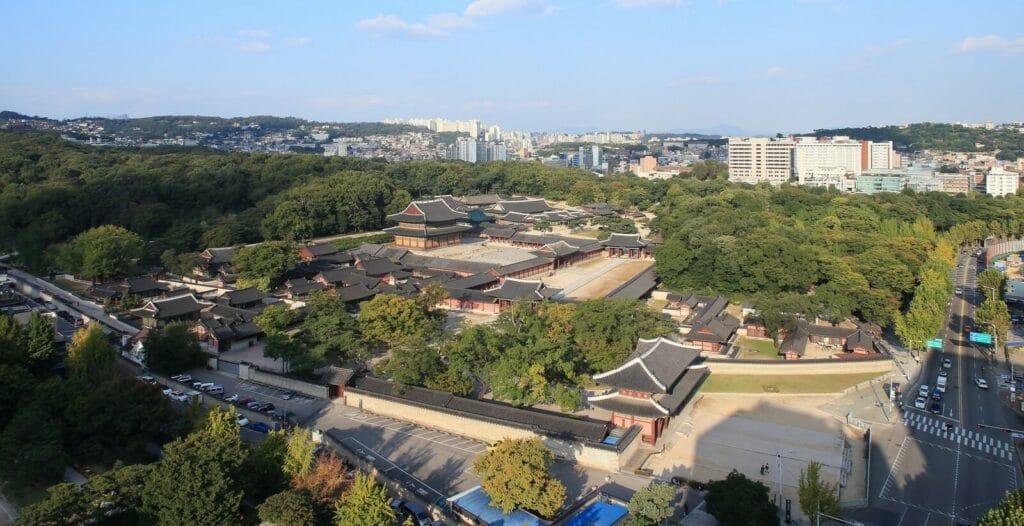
[170,369,329,424]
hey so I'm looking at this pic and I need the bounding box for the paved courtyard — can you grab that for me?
[413,241,537,265]
[544,258,654,300]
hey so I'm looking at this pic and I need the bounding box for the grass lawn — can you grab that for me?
[736,336,782,360]
[649,299,669,311]
[701,372,885,393]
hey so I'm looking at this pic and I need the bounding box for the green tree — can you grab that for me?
[241,429,288,503]
[704,470,778,526]
[472,437,566,518]
[425,366,474,396]
[14,483,87,526]
[0,314,27,366]
[82,462,155,522]
[377,338,443,386]
[976,297,1011,344]
[26,311,56,366]
[66,323,116,384]
[359,294,440,346]
[798,461,839,518]
[54,225,144,281]
[0,405,67,487]
[255,303,299,335]
[263,333,323,374]
[572,299,674,372]
[233,240,298,291]
[142,407,247,526]
[160,249,203,277]
[283,428,317,480]
[258,490,318,526]
[979,490,1024,525]
[979,269,1007,301]
[626,482,677,526]
[333,472,395,526]
[143,321,207,374]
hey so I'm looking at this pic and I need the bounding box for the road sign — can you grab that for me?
[926,338,943,349]
[970,332,994,344]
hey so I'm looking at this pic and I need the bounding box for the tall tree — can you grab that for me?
[283,428,317,480]
[143,321,208,374]
[625,482,677,526]
[258,490,318,526]
[255,303,299,336]
[979,491,1024,526]
[232,240,298,292]
[26,311,56,366]
[333,472,395,526]
[0,314,27,366]
[55,225,144,281]
[472,437,566,518]
[797,461,840,518]
[704,470,778,526]
[979,269,1007,301]
[66,323,116,384]
[240,429,288,503]
[359,294,440,346]
[142,407,247,526]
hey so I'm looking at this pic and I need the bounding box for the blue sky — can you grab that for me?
[2,0,1023,133]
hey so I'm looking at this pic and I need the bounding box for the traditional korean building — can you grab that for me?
[601,234,652,259]
[131,294,208,328]
[589,337,708,444]
[384,199,471,249]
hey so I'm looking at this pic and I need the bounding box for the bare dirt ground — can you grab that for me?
[644,394,866,520]
[415,242,537,265]
[544,259,653,300]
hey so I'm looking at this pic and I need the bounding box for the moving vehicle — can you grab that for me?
[930,402,942,414]
[281,390,295,400]
[936,375,947,392]
[914,396,927,409]
[976,378,990,389]
[955,287,963,296]
[138,375,156,384]
[938,369,948,378]
[932,388,943,401]
[942,358,952,369]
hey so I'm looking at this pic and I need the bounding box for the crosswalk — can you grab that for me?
[904,411,1014,461]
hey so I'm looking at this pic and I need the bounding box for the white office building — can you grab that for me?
[867,141,894,170]
[986,167,1020,197]
[727,137,795,185]
[792,136,863,184]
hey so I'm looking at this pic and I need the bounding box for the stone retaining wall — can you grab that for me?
[705,358,894,376]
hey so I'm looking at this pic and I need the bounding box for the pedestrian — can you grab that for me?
[760,465,765,475]
[683,503,689,515]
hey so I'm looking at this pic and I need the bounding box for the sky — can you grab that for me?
[2,0,1023,134]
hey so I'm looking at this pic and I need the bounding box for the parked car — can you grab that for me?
[976,378,990,389]
[248,422,270,433]
[138,375,156,384]
[389,499,404,512]
[914,396,927,409]
[235,414,250,427]
[169,391,188,402]
[401,502,431,526]
[259,403,276,413]
[918,385,930,398]
[246,401,264,410]
[930,402,943,414]
[932,388,943,401]
[281,390,295,400]
[237,397,254,407]
[206,385,224,395]
[162,388,174,397]
[172,374,192,383]
[224,393,240,403]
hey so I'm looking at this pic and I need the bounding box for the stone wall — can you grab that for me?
[704,357,893,376]
[343,390,625,472]
[239,364,329,398]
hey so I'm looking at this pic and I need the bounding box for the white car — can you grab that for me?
[914,396,927,409]
[162,388,174,397]
[235,414,250,427]
[169,391,188,402]
[938,369,948,378]
[224,393,240,403]
[942,358,952,369]
[173,374,192,383]
[919,385,930,398]
[976,378,990,389]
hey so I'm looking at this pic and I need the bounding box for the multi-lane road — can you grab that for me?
[859,250,1020,525]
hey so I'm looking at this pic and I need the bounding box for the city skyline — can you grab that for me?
[2,0,1023,133]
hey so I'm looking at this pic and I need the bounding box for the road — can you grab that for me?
[0,265,138,335]
[859,250,1020,525]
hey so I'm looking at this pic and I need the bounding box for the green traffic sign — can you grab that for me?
[926,338,943,349]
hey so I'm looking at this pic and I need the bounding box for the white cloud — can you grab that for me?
[669,75,720,86]
[427,13,475,30]
[464,0,558,17]
[956,35,1024,53]
[238,29,271,38]
[356,14,452,38]
[611,0,686,8]
[285,36,312,47]
[237,41,272,53]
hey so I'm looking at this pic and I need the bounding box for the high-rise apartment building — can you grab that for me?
[727,137,795,185]
[866,141,894,171]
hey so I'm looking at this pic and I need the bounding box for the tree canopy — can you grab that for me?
[472,437,566,518]
[704,470,778,526]
[143,321,208,374]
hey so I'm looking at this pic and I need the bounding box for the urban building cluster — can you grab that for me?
[728,136,1022,196]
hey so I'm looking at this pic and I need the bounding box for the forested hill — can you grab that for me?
[0,131,662,270]
[813,123,1024,159]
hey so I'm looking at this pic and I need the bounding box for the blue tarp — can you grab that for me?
[564,501,629,526]
[448,486,542,526]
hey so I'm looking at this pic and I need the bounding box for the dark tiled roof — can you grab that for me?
[845,328,876,351]
[219,287,265,306]
[606,267,658,300]
[303,244,338,257]
[804,323,856,338]
[687,313,740,343]
[445,272,500,290]
[126,275,166,294]
[486,279,559,301]
[466,209,494,223]
[387,199,469,224]
[317,252,354,265]
[443,287,495,303]
[495,257,553,276]
[499,212,536,224]
[133,294,206,320]
[349,375,608,442]
[203,303,258,322]
[459,194,503,206]
[494,199,553,215]
[383,224,472,238]
[321,366,356,386]
[510,232,598,250]
[202,247,236,264]
[481,226,518,239]
[779,328,807,356]
[337,284,377,303]
[286,278,328,297]
[541,241,579,257]
[357,257,404,277]
[601,233,649,248]
[592,337,700,394]
[399,253,497,275]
